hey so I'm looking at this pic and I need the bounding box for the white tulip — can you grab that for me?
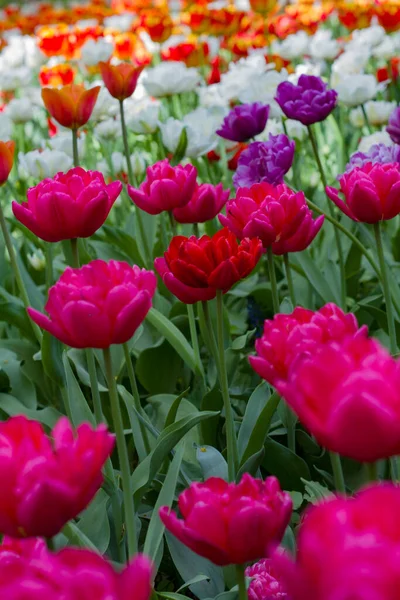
[0,113,13,140]
[309,30,340,61]
[335,74,379,107]
[18,150,73,180]
[89,85,119,121]
[5,98,34,124]
[81,38,113,67]
[143,62,201,97]
[124,101,161,134]
[45,132,86,159]
[94,119,120,140]
[272,31,309,60]
[103,14,135,32]
[358,131,393,153]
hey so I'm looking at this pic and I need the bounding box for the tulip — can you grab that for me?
[233,135,295,190]
[245,559,289,600]
[0,415,114,538]
[249,303,362,386]
[216,103,270,143]
[12,167,122,243]
[99,61,144,101]
[273,484,400,599]
[41,83,101,130]
[154,228,263,304]
[128,159,198,215]
[275,75,338,126]
[345,143,400,172]
[249,0,278,13]
[28,260,157,349]
[326,162,400,223]
[387,105,400,144]
[219,182,324,254]
[277,334,400,462]
[173,183,230,224]
[0,140,15,185]
[0,536,153,600]
[160,474,292,566]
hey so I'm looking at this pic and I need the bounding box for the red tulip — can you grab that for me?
[0,415,114,538]
[219,182,324,253]
[273,484,400,599]
[160,474,292,566]
[249,304,363,386]
[12,167,122,243]
[99,61,144,101]
[154,228,263,304]
[0,140,15,185]
[28,260,157,349]
[326,162,400,223]
[41,83,100,129]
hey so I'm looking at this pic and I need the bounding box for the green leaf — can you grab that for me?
[200,385,223,447]
[118,385,150,462]
[63,353,95,426]
[294,250,340,304]
[146,308,198,374]
[166,531,224,599]
[0,299,36,341]
[236,447,265,481]
[263,438,311,491]
[238,382,270,458]
[14,244,44,310]
[78,489,110,554]
[136,340,183,394]
[143,442,185,565]
[196,445,228,480]
[41,332,66,387]
[0,348,37,409]
[0,393,61,428]
[240,391,280,466]
[177,575,211,592]
[132,410,219,505]
[302,479,332,504]
[231,328,256,351]
[171,127,188,165]
[165,388,189,429]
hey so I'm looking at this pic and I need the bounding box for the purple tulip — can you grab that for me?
[345,143,400,173]
[216,103,270,142]
[387,106,400,144]
[233,134,295,190]
[275,75,337,126]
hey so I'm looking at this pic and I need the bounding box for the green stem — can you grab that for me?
[187,304,204,378]
[63,521,98,552]
[45,243,53,291]
[374,222,397,354]
[361,104,372,134]
[72,129,79,167]
[390,457,399,482]
[365,461,378,482]
[0,198,42,344]
[86,349,103,424]
[119,99,151,267]
[267,247,279,313]
[168,211,177,236]
[103,347,137,557]
[330,452,346,493]
[283,253,296,306]
[70,238,80,269]
[308,124,346,308]
[235,564,247,600]
[122,342,151,455]
[216,290,239,482]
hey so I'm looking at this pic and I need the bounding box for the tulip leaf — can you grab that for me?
[62,353,95,426]
[177,575,211,592]
[263,437,311,491]
[41,332,66,387]
[293,250,341,304]
[0,392,60,428]
[136,340,183,394]
[146,308,198,374]
[196,445,228,480]
[143,441,185,565]
[238,381,270,458]
[132,410,219,505]
[164,388,190,429]
[240,390,280,466]
[0,297,36,342]
[236,447,265,481]
[77,489,110,554]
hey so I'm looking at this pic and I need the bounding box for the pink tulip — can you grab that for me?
[127,158,197,215]
[0,537,153,600]
[249,304,363,386]
[277,335,400,462]
[0,415,114,538]
[272,484,400,600]
[173,183,230,224]
[326,162,400,223]
[28,259,157,348]
[219,182,324,253]
[12,167,122,242]
[245,559,290,600]
[160,474,292,566]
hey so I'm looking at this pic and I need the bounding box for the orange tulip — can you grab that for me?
[99,62,144,101]
[41,84,100,130]
[0,141,15,186]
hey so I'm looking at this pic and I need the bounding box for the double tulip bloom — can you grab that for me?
[0,537,153,600]
[216,102,270,143]
[0,415,114,538]
[275,75,338,126]
[0,140,15,185]
[233,135,295,190]
[99,61,144,101]
[326,162,400,223]
[155,228,262,304]
[42,83,100,130]
[128,159,198,215]
[173,183,230,224]
[275,484,400,599]
[219,182,324,254]
[245,559,288,600]
[160,474,292,566]
[28,260,157,349]
[12,167,122,242]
